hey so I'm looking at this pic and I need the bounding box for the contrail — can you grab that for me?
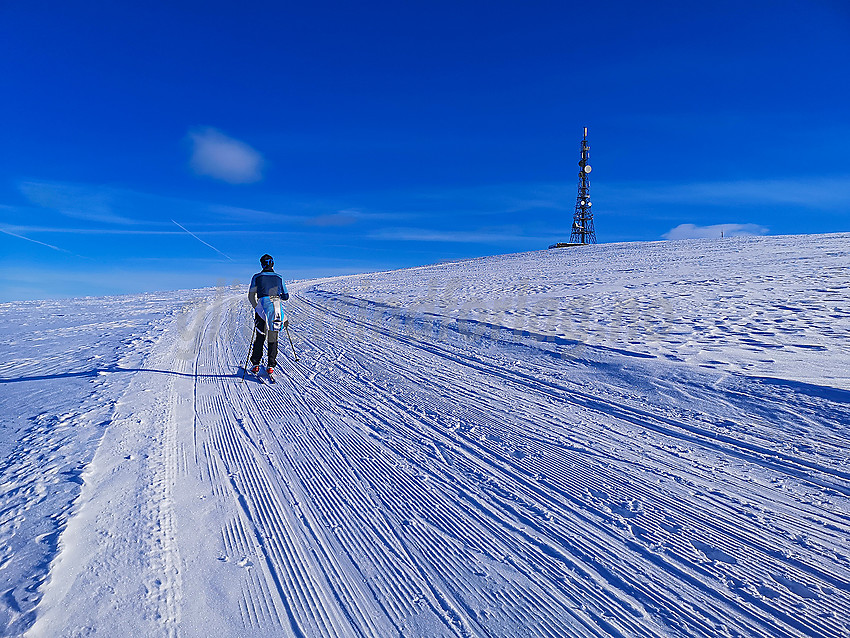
[0,227,74,254]
[171,220,234,261]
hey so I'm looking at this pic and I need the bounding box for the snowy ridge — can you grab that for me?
[1,234,849,636]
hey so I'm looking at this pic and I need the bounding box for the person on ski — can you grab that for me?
[248,254,289,377]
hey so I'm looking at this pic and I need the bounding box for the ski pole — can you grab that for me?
[284,323,299,362]
[241,322,256,382]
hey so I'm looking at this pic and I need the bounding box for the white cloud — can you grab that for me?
[663,223,769,240]
[188,127,264,184]
[603,176,850,210]
[19,181,136,224]
[14,180,292,231]
[305,209,362,227]
[369,227,547,244]
[208,204,299,224]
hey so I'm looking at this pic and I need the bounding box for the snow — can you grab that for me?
[1,233,849,637]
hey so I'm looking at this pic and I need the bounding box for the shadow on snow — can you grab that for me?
[0,365,241,384]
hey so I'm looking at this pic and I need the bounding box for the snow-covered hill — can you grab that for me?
[1,233,848,637]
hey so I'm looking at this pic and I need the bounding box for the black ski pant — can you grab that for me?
[250,315,278,368]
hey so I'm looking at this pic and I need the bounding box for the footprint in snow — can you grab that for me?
[587,488,609,501]
[610,499,643,518]
[660,518,683,534]
[772,574,820,599]
[690,539,738,564]
[757,584,782,599]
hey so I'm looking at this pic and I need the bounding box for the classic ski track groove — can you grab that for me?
[288,302,832,638]
[170,290,848,637]
[305,291,850,486]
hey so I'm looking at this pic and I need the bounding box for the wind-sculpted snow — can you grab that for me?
[0,290,212,635]
[308,233,849,387]
[1,234,849,637]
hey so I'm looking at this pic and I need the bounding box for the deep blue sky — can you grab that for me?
[1,1,848,300]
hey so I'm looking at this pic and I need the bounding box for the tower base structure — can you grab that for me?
[548,242,584,249]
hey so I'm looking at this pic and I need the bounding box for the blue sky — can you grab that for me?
[1,1,848,301]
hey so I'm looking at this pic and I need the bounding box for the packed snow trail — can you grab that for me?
[4,234,849,636]
[0,292,202,636]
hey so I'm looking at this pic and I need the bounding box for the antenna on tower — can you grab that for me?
[570,127,596,245]
[549,127,597,249]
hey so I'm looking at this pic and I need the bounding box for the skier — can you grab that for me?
[247,254,289,380]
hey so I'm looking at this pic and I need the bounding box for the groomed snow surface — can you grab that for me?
[1,233,848,638]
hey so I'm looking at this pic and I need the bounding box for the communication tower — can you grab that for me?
[569,127,596,244]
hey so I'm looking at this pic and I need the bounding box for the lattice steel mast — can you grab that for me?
[569,127,596,244]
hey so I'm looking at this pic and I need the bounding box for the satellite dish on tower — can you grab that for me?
[550,127,597,248]
[570,127,596,245]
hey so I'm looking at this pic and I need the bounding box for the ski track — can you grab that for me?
[3,236,849,636]
[155,275,849,637]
